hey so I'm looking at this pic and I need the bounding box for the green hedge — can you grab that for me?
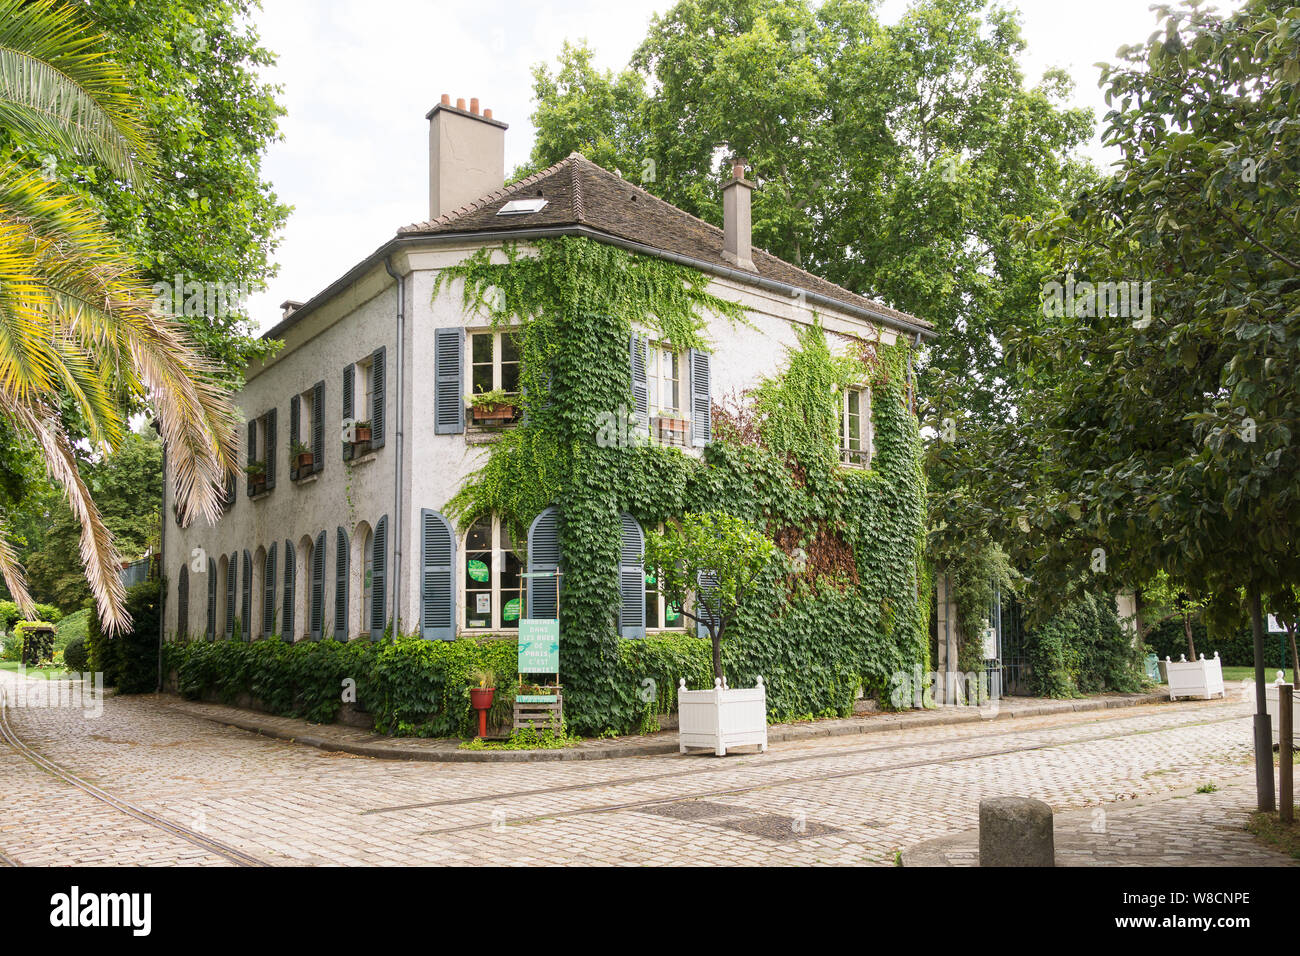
[165,631,718,737]
[1142,617,1257,668]
[88,580,161,692]
[0,600,63,631]
[1022,592,1144,697]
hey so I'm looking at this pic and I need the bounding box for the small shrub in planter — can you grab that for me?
[63,638,89,673]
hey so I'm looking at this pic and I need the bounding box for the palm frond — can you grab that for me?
[0,0,156,183]
[0,517,36,619]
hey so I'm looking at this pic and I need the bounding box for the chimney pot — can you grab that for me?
[470,97,480,114]
[732,161,746,180]
[456,97,466,110]
[440,93,450,106]
[483,108,493,119]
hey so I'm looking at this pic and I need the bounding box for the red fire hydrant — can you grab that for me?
[470,687,495,739]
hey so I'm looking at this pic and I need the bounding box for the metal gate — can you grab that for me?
[997,587,1030,696]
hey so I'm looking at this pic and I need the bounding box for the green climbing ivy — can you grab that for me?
[432,236,929,736]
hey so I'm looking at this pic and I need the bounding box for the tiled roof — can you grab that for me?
[399,153,932,332]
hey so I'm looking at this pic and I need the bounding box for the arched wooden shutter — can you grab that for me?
[310,530,325,640]
[689,348,712,447]
[289,394,301,479]
[630,335,649,433]
[370,515,388,640]
[206,557,216,639]
[177,565,189,639]
[435,327,464,434]
[281,540,295,642]
[241,549,252,640]
[311,380,325,473]
[419,510,454,640]
[342,363,354,461]
[334,526,349,640]
[263,544,277,638]
[695,570,720,638]
[370,346,386,448]
[225,553,236,638]
[618,513,645,638]
[264,408,277,489]
[527,507,560,620]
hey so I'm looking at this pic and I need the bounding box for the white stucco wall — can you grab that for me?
[164,238,906,642]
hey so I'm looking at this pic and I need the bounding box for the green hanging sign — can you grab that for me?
[503,597,521,622]
[466,559,490,583]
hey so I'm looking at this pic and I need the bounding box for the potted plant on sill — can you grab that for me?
[245,460,267,493]
[647,511,776,756]
[353,420,372,444]
[291,439,313,472]
[468,388,519,425]
[656,412,689,445]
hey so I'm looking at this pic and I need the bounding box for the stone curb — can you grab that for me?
[158,688,1180,763]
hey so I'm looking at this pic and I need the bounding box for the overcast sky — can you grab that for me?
[244,0,1241,330]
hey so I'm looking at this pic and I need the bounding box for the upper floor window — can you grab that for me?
[841,386,871,468]
[463,514,524,630]
[246,408,276,496]
[639,340,690,446]
[468,330,522,426]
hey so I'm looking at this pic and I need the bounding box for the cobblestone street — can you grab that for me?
[0,674,1291,866]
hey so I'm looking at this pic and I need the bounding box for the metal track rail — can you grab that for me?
[0,685,267,867]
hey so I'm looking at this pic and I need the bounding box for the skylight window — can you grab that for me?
[497,198,549,216]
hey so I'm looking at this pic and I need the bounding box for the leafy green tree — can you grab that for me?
[646,512,776,683]
[969,0,1299,810]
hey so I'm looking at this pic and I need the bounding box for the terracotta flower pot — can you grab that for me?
[296,451,314,469]
[469,687,496,710]
[472,402,516,423]
[354,425,372,442]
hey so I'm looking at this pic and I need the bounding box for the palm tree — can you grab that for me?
[0,0,239,632]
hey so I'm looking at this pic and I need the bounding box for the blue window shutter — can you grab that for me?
[177,566,189,639]
[334,526,349,640]
[225,553,236,638]
[311,381,325,473]
[419,509,454,640]
[264,408,277,490]
[630,335,649,433]
[206,557,216,639]
[435,327,464,434]
[689,349,712,447]
[246,419,257,496]
[263,544,277,638]
[527,507,561,620]
[371,515,388,640]
[342,364,354,461]
[370,346,386,449]
[618,513,645,638]
[695,570,719,638]
[281,540,295,642]
[241,550,252,639]
[289,394,301,479]
[310,531,325,640]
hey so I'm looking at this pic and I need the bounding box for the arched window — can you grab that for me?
[263,544,277,639]
[333,527,349,640]
[281,539,296,642]
[464,514,523,630]
[206,556,217,639]
[310,530,326,640]
[369,515,388,640]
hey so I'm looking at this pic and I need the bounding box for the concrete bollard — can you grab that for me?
[979,796,1055,867]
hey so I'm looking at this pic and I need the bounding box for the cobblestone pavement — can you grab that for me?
[0,672,1290,866]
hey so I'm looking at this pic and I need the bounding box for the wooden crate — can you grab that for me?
[514,690,563,733]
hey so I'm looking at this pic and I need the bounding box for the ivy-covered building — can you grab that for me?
[164,95,936,731]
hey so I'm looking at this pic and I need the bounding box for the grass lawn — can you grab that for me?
[1248,810,1300,860]
[0,661,71,680]
[1223,666,1295,683]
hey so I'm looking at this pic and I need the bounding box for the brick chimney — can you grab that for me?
[721,161,755,271]
[426,93,507,220]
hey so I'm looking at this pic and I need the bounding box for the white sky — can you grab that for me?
[244,0,1243,330]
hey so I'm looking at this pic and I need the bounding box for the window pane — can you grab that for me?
[500,333,521,365]
[501,360,520,394]
[472,333,493,364]
[501,550,523,630]
[644,567,659,628]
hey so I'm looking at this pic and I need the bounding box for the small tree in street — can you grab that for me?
[645,512,775,685]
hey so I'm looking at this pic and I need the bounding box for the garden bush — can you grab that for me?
[1022,592,1143,697]
[88,579,162,692]
[63,638,88,673]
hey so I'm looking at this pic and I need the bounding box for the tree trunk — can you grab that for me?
[1250,585,1276,812]
[710,625,724,685]
[1183,612,1197,659]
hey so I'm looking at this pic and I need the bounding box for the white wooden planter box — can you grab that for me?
[1164,653,1225,701]
[1264,674,1300,742]
[677,677,768,756]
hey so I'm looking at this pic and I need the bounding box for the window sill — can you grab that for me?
[466,424,516,446]
[248,488,272,502]
[292,471,320,486]
[346,447,378,465]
